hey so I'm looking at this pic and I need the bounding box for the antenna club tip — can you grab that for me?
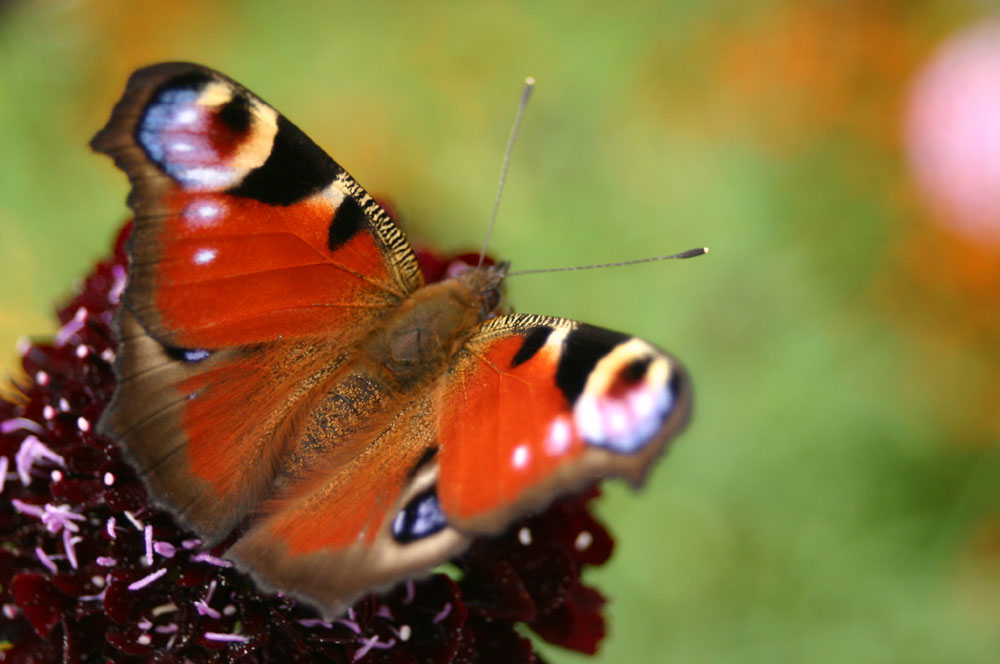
[702,246,710,254]
[524,76,536,86]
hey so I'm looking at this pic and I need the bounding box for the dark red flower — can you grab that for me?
[0,222,612,662]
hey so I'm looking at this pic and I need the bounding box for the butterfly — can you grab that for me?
[92,62,693,619]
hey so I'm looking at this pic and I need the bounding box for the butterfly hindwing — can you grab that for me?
[103,309,363,540]
[434,314,691,533]
[225,397,468,618]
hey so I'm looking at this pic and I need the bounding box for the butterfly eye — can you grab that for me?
[391,486,448,543]
[481,286,502,316]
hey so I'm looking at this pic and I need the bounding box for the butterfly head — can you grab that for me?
[452,260,510,319]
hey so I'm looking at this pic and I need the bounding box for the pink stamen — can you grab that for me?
[432,602,452,624]
[155,623,179,634]
[203,632,249,643]
[0,456,8,494]
[124,510,144,530]
[191,552,232,567]
[128,568,167,591]
[402,580,415,604]
[106,516,117,539]
[353,635,395,661]
[15,436,65,486]
[35,547,58,574]
[1,417,43,434]
[109,264,127,303]
[335,618,362,635]
[297,618,333,628]
[12,499,45,518]
[194,580,221,619]
[40,503,85,534]
[376,605,393,620]
[96,556,117,567]
[194,602,221,619]
[63,530,82,569]
[79,587,108,602]
[144,526,154,566]
[55,307,88,346]
[181,538,202,549]
[153,541,176,558]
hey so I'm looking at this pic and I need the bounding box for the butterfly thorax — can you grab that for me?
[360,264,506,392]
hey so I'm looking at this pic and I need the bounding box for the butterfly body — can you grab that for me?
[93,63,693,618]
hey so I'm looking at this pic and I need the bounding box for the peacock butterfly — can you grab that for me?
[92,62,693,619]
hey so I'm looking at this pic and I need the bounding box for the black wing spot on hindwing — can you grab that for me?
[392,486,448,544]
[327,196,365,251]
[229,115,341,206]
[510,326,553,368]
[554,324,630,405]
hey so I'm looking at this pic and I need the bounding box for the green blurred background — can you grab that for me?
[3,1,1000,661]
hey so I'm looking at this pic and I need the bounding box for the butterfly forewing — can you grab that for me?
[91,62,423,349]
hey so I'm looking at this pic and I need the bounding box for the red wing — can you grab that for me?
[435,314,692,533]
[91,62,422,349]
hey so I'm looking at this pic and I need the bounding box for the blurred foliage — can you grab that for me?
[2,0,1000,661]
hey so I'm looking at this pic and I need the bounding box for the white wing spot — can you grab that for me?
[180,166,235,189]
[545,416,572,455]
[518,527,532,546]
[175,108,199,125]
[185,201,222,229]
[193,248,218,266]
[512,444,530,470]
[575,531,593,551]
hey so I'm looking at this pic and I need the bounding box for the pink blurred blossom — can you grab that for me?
[906,19,1000,244]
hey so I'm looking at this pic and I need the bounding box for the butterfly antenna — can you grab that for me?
[478,76,536,268]
[506,247,709,277]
